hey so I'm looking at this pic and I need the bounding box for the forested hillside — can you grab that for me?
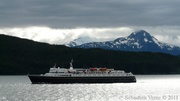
[0,34,180,75]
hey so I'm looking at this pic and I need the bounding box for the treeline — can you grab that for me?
[0,34,180,75]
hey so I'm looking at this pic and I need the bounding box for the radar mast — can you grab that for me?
[69,59,73,70]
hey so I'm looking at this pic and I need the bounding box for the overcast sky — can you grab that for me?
[0,0,180,45]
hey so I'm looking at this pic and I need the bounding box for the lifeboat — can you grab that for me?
[99,68,107,71]
[90,68,97,71]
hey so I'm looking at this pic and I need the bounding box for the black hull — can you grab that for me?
[28,75,136,84]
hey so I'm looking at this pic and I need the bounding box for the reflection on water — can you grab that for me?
[0,75,180,101]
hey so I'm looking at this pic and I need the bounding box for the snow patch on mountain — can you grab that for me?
[65,36,98,47]
[66,30,180,55]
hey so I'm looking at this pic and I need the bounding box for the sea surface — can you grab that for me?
[0,75,180,101]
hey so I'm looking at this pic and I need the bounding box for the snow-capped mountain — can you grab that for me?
[71,30,180,55]
[65,36,98,47]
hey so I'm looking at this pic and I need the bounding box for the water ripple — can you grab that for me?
[0,75,180,101]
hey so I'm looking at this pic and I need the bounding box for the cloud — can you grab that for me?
[1,0,180,28]
[1,26,180,46]
[0,27,133,44]
[0,27,75,44]
[1,0,180,46]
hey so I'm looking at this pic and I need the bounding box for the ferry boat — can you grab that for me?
[28,60,136,84]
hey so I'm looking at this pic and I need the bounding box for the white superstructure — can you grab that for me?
[44,60,134,77]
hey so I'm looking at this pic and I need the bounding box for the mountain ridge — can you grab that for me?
[68,30,180,55]
[1,34,180,74]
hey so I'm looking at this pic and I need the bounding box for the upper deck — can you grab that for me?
[43,59,134,77]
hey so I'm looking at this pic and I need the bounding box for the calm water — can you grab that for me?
[0,75,180,101]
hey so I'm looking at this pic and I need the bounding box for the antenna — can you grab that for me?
[53,63,57,68]
[69,58,73,70]
[71,58,73,63]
